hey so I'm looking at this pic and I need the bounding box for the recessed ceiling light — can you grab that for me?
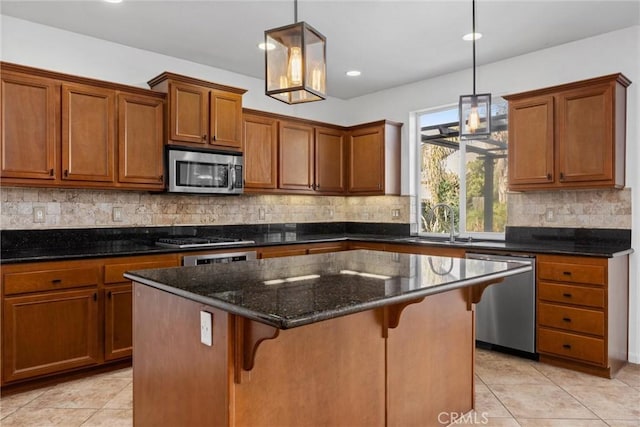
[103,0,123,3]
[463,32,482,41]
[258,42,276,51]
[346,70,361,77]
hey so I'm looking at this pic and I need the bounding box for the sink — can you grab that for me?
[395,237,470,245]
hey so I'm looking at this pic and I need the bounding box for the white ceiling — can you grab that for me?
[1,0,639,99]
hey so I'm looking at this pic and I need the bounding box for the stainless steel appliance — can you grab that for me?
[166,146,244,194]
[156,236,255,249]
[183,250,257,266]
[466,252,536,356]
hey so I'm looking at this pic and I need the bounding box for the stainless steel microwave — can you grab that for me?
[166,147,244,194]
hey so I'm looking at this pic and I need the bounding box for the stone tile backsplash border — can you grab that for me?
[0,187,410,229]
[0,187,631,230]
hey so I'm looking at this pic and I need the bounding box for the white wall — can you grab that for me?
[0,15,348,125]
[344,26,640,363]
[2,15,639,364]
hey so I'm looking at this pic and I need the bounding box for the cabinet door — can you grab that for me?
[2,288,100,383]
[279,121,314,191]
[243,114,278,189]
[508,96,555,188]
[315,127,345,193]
[104,283,133,361]
[557,84,614,184]
[348,125,384,193]
[169,82,208,145]
[117,92,164,188]
[1,71,58,180]
[61,83,115,182]
[210,90,243,150]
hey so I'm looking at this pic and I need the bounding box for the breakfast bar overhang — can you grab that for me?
[125,250,531,427]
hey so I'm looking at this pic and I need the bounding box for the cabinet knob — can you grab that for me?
[202,135,207,141]
[562,293,572,298]
[547,173,552,180]
[560,172,565,180]
[562,344,572,349]
[93,293,98,301]
[108,291,112,299]
[563,271,572,276]
[64,169,69,177]
[562,317,572,323]
[212,135,217,142]
[49,168,55,176]
[51,279,62,284]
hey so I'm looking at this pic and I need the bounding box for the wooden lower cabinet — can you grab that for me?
[2,288,100,383]
[259,242,347,259]
[536,254,629,378]
[1,254,179,386]
[104,283,133,361]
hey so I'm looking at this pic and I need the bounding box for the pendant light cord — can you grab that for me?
[294,0,298,23]
[472,0,476,95]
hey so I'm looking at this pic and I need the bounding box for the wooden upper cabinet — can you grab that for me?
[505,74,630,191]
[508,96,554,186]
[148,72,247,152]
[117,92,165,188]
[1,71,59,181]
[279,121,314,191]
[62,83,115,183]
[243,113,278,189]
[315,126,346,193]
[169,81,208,145]
[348,121,401,195]
[557,84,615,184]
[210,90,242,150]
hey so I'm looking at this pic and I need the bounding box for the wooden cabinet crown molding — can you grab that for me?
[503,73,631,101]
[242,108,348,131]
[147,71,247,95]
[1,62,166,100]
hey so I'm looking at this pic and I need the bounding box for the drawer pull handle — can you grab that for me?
[563,271,572,276]
[562,344,572,349]
[108,291,112,299]
[93,293,98,301]
[562,293,572,298]
[51,279,62,284]
[562,317,572,322]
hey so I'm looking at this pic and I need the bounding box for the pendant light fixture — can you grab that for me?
[264,0,327,104]
[459,0,491,138]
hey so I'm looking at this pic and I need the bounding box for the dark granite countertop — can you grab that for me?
[124,250,532,329]
[0,223,632,264]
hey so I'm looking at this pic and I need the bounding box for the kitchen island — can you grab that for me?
[125,250,531,427]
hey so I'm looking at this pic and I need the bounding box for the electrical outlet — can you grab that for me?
[200,311,213,346]
[258,208,265,220]
[112,207,123,222]
[545,207,556,222]
[33,206,45,223]
[391,209,401,219]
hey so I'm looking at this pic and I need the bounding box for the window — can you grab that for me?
[416,98,508,239]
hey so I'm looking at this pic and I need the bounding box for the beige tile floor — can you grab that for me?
[1,349,638,426]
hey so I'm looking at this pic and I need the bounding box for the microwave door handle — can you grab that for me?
[229,164,235,190]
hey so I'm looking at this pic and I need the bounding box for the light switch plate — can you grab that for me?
[112,207,123,222]
[33,206,45,223]
[200,311,213,346]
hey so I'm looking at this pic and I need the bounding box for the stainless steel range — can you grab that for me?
[155,236,255,249]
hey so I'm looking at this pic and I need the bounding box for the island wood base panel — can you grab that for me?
[133,284,475,426]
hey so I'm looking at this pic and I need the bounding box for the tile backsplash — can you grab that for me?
[0,187,411,230]
[507,188,632,229]
[1,187,631,231]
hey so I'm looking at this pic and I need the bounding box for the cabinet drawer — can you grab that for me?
[538,261,605,285]
[538,282,604,308]
[104,260,177,284]
[3,267,100,295]
[538,327,605,366]
[538,302,604,336]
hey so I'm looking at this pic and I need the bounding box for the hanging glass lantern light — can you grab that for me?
[265,0,327,104]
[459,0,491,138]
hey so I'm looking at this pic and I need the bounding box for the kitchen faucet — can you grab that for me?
[430,203,456,243]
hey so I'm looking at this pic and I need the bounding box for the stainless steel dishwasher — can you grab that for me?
[466,252,536,357]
